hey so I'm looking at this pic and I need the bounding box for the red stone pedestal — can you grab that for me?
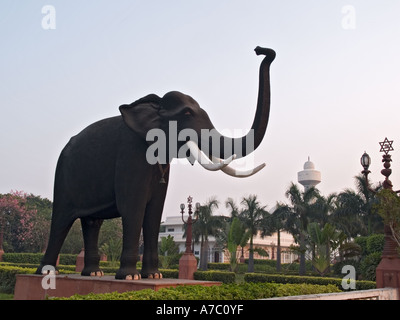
[178,253,197,280]
[14,274,221,300]
[376,257,400,289]
[75,248,85,272]
[376,225,400,292]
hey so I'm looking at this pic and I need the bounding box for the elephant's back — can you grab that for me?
[54,116,133,206]
[66,116,126,149]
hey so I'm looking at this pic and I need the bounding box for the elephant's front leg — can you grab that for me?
[115,213,144,280]
[141,183,168,279]
[114,145,150,280]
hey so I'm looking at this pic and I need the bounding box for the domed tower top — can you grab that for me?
[297,157,321,191]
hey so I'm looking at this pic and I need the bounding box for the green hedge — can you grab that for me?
[244,259,277,266]
[244,273,376,290]
[207,262,311,275]
[207,263,231,270]
[0,265,76,294]
[0,266,36,294]
[194,270,235,283]
[54,282,341,300]
[2,253,43,264]
[2,253,78,265]
[360,252,382,281]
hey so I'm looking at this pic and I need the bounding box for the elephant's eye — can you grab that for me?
[184,111,191,116]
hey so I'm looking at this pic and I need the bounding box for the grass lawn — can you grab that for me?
[0,293,13,300]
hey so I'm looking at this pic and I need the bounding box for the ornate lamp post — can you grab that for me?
[180,196,200,254]
[178,196,200,279]
[361,137,400,289]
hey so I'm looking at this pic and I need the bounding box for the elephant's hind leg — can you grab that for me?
[80,217,104,277]
[36,218,74,275]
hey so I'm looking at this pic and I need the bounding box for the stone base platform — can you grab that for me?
[14,274,221,300]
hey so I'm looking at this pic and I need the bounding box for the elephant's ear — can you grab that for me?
[119,94,162,139]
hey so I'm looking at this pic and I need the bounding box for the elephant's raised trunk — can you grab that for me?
[202,47,275,160]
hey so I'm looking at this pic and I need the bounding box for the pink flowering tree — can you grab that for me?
[0,190,39,252]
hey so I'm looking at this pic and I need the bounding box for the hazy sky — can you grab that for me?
[1,1,400,220]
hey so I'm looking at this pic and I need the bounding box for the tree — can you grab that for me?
[239,195,268,272]
[261,202,290,272]
[312,193,337,227]
[284,183,319,275]
[307,222,346,276]
[60,220,83,254]
[332,189,367,237]
[373,189,400,250]
[99,218,123,265]
[332,175,382,237]
[0,191,38,252]
[192,197,223,270]
[226,217,250,272]
[25,194,52,252]
[354,175,382,235]
[225,198,240,219]
[158,235,181,269]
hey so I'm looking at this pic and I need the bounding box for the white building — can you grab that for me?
[158,215,225,262]
[159,215,298,264]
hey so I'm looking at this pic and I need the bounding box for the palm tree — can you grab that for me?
[284,182,319,275]
[226,217,251,272]
[307,222,346,275]
[239,195,268,272]
[332,175,382,237]
[224,198,247,262]
[261,202,290,272]
[192,197,223,270]
[332,189,366,237]
[312,193,337,227]
[158,235,180,269]
[225,197,240,219]
[354,174,382,235]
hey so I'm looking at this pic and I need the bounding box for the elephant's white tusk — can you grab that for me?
[211,156,266,178]
[185,141,236,171]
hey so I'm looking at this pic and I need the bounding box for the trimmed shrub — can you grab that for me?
[244,273,376,291]
[194,270,236,283]
[0,264,76,294]
[54,282,341,300]
[0,265,36,294]
[360,252,381,281]
[354,237,368,256]
[2,253,43,264]
[366,234,385,255]
[207,263,231,271]
[1,253,78,265]
[59,254,78,265]
[159,269,179,279]
[244,259,277,267]
[332,260,361,279]
[208,262,288,274]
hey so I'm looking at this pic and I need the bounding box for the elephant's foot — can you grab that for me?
[125,274,141,280]
[148,272,163,279]
[81,266,104,277]
[141,269,163,280]
[35,264,59,275]
[115,267,141,280]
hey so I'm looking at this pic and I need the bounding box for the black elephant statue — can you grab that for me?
[36,47,276,280]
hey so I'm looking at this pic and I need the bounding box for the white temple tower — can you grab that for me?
[297,157,321,191]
